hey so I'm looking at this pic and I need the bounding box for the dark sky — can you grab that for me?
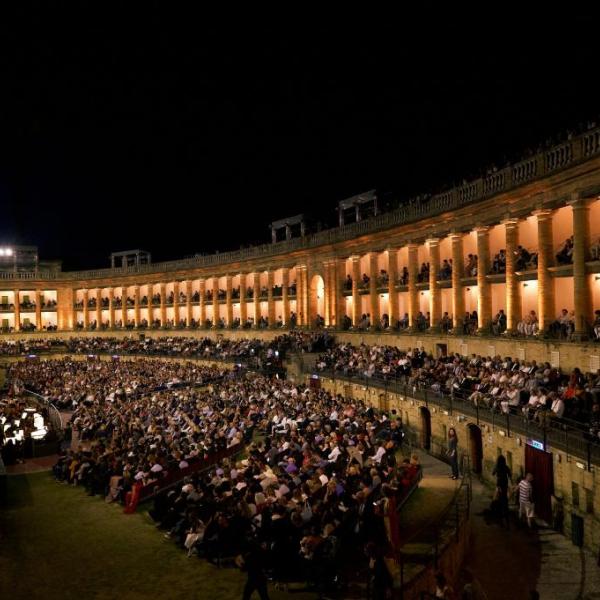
[1,11,598,270]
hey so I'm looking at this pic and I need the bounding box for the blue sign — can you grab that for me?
[528,439,545,451]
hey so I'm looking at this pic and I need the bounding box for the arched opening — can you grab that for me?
[309,274,325,327]
[468,424,483,474]
[419,407,431,451]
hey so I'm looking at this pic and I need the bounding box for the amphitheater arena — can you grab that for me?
[3,127,600,597]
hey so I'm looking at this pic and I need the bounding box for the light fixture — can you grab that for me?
[523,283,528,287]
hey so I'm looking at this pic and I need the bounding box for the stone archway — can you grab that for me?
[420,406,431,450]
[309,274,325,327]
[467,423,483,474]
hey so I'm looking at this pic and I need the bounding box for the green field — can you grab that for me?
[0,472,316,600]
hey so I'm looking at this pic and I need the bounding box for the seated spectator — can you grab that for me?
[492,310,507,335]
[593,310,600,340]
[517,310,539,337]
[556,236,574,265]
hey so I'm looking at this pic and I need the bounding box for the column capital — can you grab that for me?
[448,230,464,239]
[568,193,591,209]
[406,242,419,250]
[474,225,491,234]
[425,237,440,247]
[348,255,361,263]
[385,246,398,254]
[501,217,520,228]
[532,208,554,220]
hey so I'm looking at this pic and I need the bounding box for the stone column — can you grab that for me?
[239,274,248,326]
[387,249,399,327]
[96,288,102,328]
[252,272,261,327]
[226,275,234,327]
[173,281,180,326]
[535,209,555,332]
[212,278,220,327]
[336,258,347,329]
[199,279,206,326]
[301,266,309,328]
[158,283,166,327]
[35,290,43,330]
[504,219,521,332]
[13,290,20,331]
[296,267,304,326]
[407,243,419,328]
[121,287,128,328]
[351,255,361,327]
[328,261,337,327]
[83,289,89,328]
[450,232,465,331]
[108,288,115,328]
[281,268,289,326]
[147,285,153,326]
[427,239,441,329]
[185,281,193,327]
[323,262,331,325]
[267,270,275,327]
[368,252,380,327]
[134,285,141,327]
[570,196,592,337]
[475,227,492,331]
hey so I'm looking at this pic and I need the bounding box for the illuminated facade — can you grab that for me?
[1,129,600,362]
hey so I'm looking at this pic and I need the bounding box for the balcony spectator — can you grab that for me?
[465,254,478,277]
[591,237,600,261]
[417,263,430,283]
[593,310,600,340]
[491,309,507,335]
[549,308,574,339]
[492,249,506,274]
[463,311,478,335]
[556,236,574,265]
[396,313,409,330]
[517,310,539,337]
[399,267,409,285]
[440,312,452,333]
[439,259,452,280]
[380,313,389,329]
[361,273,370,288]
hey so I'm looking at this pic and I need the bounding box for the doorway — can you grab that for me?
[525,443,554,523]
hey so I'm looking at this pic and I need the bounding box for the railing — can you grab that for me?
[311,367,600,468]
[1,125,598,282]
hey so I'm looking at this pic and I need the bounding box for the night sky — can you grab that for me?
[1,12,598,270]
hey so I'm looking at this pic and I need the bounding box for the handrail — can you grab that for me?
[311,367,600,468]
[1,125,599,282]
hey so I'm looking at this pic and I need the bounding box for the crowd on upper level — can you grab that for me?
[315,342,600,437]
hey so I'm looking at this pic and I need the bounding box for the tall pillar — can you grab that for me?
[13,289,20,331]
[475,227,492,331]
[296,268,304,326]
[199,279,206,326]
[336,258,347,329]
[281,268,289,326]
[351,256,361,326]
[35,290,43,330]
[159,283,166,327]
[83,289,89,328]
[368,252,380,327]
[267,270,275,327]
[427,239,441,329]
[387,249,399,327]
[96,288,102,328]
[323,262,331,325]
[226,275,234,327]
[212,278,220,327]
[134,285,141,327]
[504,219,521,332]
[535,209,555,332]
[450,232,465,331]
[253,273,261,327]
[328,261,337,327]
[570,196,592,337]
[407,243,419,328]
[186,280,193,327]
[301,266,310,327]
[239,274,248,326]
[121,287,128,328]
[108,288,115,328]
[173,281,180,326]
[147,285,154,326]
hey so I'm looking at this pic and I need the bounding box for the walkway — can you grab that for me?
[464,478,600,600]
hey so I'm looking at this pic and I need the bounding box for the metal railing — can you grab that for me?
[310,367,600,469]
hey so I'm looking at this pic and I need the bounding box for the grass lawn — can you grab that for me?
[0,472,316,600]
